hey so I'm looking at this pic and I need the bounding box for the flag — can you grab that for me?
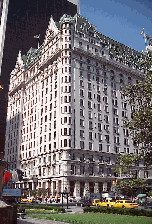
[3,171,12,184]
[144,34,148,43]
[34,34,40,39]
[140,29,144,35]
[11,169,18,182]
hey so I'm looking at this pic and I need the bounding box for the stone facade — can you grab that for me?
[4,14,151,199]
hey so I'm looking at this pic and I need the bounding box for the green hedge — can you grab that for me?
[16,204,65,213]
[83,207,152,217]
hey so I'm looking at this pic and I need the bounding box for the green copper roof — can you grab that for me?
[22,46,42,68]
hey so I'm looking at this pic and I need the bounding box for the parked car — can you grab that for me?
[21,198,28,203]
[76,199,92,207]
[112,200,138,209]
[20,197,34,203]
[96,199,116,207]
[92,198,100,206]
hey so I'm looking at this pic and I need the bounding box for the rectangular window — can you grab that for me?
[80,141,84,149]
[99,144,102,151]
[80,99,84,107]
[89,142,92,150]
[89,132,92,140]
[89,167,93,175]
[80,130,84,138]
[80,166,85,175]
[89,121,92,130]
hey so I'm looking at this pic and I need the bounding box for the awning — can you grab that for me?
[137,194,146,198]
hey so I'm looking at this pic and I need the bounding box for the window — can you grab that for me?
[104,105,109,113]
[54,121,56,129]
[98,123,102,132]
[98,133,102,142]
[88,92,92,99]
[80,154,84,161]
[107,145,110,152]
[114,136,120,144]
[80,130,84,138]
[64,106,67,112]
[54,142,56,149]
[69,117,71,124]
[80,119,84,127]
[97,104,101,111]
[80,89,84,97]
[69,128,71,135]
[89,142,92,150]
[89,167,93,175]
[71,165,76,175]
[80,99,84,107]
[71,152,75,160]
[64,128,67,135]
[99,166,103,175]
[80,166,85,175]
[88,83,91,90]
[105,135,110,143]
[89,121,92,130]
[89,132,92,140]
[64,96,67,103]
[80,80,84,87]
[99,144,102,151]
[64,139,67,147]
[69,96,71,102]
[88,74,91,81]
[69,139,71,147]
[64,117,67,123]
[80,109,84,117]
[69,106,71,113]
[97,95,101,102]
[113,108,118,116]
[88,101,92,109]
[80,141,84,149]
[88,111,92,119]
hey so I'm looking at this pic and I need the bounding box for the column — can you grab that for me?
[103,182,107,191]
[85,182,90,199]
[32,182,34,190]
[94,182,99,194]
[56,180,59,194]
[74,181,80,199]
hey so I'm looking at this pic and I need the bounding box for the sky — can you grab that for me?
[79,0,152,52]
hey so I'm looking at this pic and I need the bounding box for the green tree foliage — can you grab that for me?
[123,70,152,167]
[114,44,152,195]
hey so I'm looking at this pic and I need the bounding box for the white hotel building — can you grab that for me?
[4,13,151,198]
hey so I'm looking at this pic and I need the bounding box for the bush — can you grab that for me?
[16,204,65,213]
[83,206,152,217]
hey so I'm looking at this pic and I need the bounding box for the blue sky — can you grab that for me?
[79,0,152,52]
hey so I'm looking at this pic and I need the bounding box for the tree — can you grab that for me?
[114,43,152,196]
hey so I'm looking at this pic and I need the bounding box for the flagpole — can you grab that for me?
[34,34,40,49]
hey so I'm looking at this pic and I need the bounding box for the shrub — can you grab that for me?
[83,206,152,217]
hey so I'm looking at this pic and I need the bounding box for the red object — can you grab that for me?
[3,171,12,184]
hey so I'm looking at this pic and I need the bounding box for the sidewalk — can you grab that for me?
[17,217,69,224]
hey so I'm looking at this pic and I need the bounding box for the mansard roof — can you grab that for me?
[22,46,42,68]
[12,13,150,73]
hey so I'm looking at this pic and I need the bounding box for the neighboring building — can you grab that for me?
[4,14,151,198]
[0,0,9,76]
